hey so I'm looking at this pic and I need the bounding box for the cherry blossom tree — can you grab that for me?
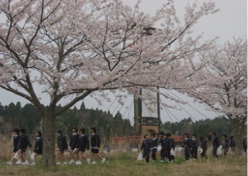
[186,38,247,154]
[0,0,218,167]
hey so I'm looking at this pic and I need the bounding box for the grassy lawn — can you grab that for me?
[0,152,246,176]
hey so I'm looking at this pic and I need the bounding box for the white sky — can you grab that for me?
[0,0,247,124]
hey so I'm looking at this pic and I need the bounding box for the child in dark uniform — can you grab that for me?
[183,133,191,162]
[90,127,105,164]
[56,130,68,165]
[75,128,89,165]
[199,137,207,159]
[166,133,175,162]
[159,131,167,162]
[16,128,32,165]
[243,137,247,154]
[6,128,19,165]
[150,133,158,161]
[229,136,235,152]
[211,132,220,158]
[141,134,151,163]
[68,128,79,164]
[30,131,43,165]
[190,134,198,160]
[222,134,229,156]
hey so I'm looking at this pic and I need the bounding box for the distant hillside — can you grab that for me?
[0,102,133,142]
[161,116,232,138]
[0,102,232,142]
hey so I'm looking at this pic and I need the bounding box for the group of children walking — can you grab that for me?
[6,127,106,165]
[140,131,245,163]
[182,132,244,161]
[56,127,105,165]
[182,133,207,161]
[6,128,246,165]
[6,128,41,165]
[140,132,175,163]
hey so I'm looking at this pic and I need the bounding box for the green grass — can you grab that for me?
[0,153,246,176]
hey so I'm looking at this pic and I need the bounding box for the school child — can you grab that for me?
[229,136,235,152]
[56,130,68,165]
[166,133,175,162]
[141,134,151,163]
[90,127,105,164]
[150,133,158,161]
[243,137,247,154]
[30,131,43,165]
[16,128,32,165]
[211,132,220,158]
[183,133,191,161]
[6,128,20,165]
[199,137,207,159]
[75,128,89,165]
[68,128,79,164]
[159,131,167,162]
[222,134,229,156]
[190,134,198,160]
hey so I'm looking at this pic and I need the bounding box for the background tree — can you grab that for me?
[0,102,42,134]
[185,39,247,154]
[0,101,133,143]
[161,116,232,138]
[0,0,217,167]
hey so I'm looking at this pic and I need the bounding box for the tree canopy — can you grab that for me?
[0,0,223,167]
[184,39,247,153]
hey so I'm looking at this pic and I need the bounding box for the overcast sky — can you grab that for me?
[0,0,247,124]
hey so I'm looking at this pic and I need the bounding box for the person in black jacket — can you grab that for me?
[68,128,79,164]
[150,133,158,161]
[211,132,220,158]
[75,128,89,165]
[243,137,247,154]
[166,133,175,162]
[159,131,167,162]
[183,133,191,161]
[190,134,198,160]
[6,128,20,165]
[141,134,151,163]
[229,136,235,152]
[30,131,43,165]
[90,127,105,164]
[199,137,208,159]
[56,130,68,165]
[222,134,229,156]
[16,128,32,165]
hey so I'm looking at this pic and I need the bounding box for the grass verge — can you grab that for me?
[0,152,246,176]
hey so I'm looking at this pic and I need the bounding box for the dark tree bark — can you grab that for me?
[231,118,247,155]
[42,115,56,167]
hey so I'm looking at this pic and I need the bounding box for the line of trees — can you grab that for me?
[161,117,232,139]
[0,101,233,143]
[0,102,133,142]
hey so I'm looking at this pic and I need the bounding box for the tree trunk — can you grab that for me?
[231,118,247,155]
[42,115,56,167]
